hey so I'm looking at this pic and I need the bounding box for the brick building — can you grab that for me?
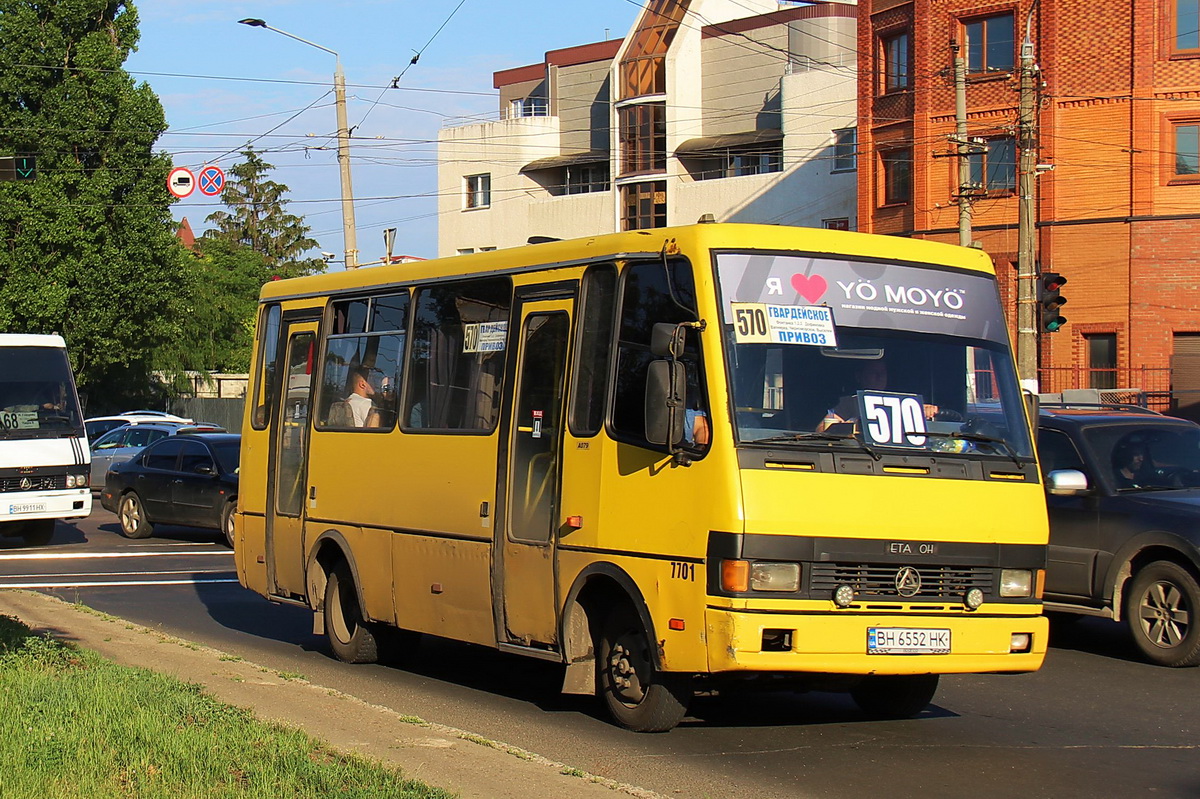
[856,0,1200,408]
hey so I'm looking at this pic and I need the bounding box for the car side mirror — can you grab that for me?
[1046,469,1089,496]
[194,462,216,475]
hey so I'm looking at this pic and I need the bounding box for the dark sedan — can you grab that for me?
[100,433,240,547]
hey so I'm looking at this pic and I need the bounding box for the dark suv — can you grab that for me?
[1037,405,1200,667]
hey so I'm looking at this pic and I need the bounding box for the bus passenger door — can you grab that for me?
[498,297,572,647]
[267,322,317,600]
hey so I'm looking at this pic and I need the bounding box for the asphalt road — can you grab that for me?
[3,507,1199,799]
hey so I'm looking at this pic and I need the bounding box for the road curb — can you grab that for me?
[0,589,662,799]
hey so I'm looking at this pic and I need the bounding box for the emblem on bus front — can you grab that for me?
[895,567,922,597]
[19,477,32,491]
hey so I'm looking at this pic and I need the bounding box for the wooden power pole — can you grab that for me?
[1016,16,1040,386]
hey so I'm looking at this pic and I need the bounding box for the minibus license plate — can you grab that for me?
[867,627,950,654]
[10,503,47,514]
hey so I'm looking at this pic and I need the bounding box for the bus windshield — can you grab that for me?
[716,250,1033,459]
[0,346,85,438]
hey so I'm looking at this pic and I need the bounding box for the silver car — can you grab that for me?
[90,422,223,486]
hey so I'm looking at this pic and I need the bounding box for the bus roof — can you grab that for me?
[259,223,996,303]
[0,333,67,348]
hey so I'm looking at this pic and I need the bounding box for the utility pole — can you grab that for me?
[333,61,359,269]
[1015,18,1040,386]
[952,40,972,248]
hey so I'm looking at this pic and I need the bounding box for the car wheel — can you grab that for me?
[220,500,236,549]
[324,561,381,664]
[20,520,55,547]
[597,607,691,732]
[850,674,940,719]
[118,492,153,539]
[1124,561,1200,667]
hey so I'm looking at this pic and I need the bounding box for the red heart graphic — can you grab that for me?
[791,273,827,304]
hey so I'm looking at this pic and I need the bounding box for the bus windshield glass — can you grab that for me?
[715,251,1033,459]
[0,347,85,438]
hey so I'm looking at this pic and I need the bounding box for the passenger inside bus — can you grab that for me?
[327,366,381,428]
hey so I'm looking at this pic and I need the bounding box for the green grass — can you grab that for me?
[0,615,454,799]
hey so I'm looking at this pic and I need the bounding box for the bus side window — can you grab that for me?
[404,277,512,432]
[570,264,617,437]
[611,259,707,449]
[252,304,282,429]
[316,292,408,431]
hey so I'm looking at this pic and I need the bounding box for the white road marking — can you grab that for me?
[2,578,242,589]
[3,569,233,579]
[0,551,231,561]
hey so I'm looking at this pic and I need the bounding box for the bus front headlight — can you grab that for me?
[750,562,800,592]
[1000,569,1033,597]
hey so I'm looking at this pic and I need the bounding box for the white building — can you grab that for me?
[438,0,858,256]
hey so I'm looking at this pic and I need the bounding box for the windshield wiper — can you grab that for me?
[920,430,1025,468]
[751,432,882,461]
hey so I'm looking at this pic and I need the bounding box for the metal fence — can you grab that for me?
[169,397,245,433]
[1039,367,1200,422]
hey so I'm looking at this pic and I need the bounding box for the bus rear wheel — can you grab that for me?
[850,674,939,719]
[324,562,380,664]
[597,608,691,732]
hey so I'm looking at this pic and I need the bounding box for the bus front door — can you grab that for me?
[266,322,317,600]
[498,298,572,647]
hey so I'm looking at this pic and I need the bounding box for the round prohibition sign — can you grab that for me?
[197,165,226,196]
[167,166,195,199]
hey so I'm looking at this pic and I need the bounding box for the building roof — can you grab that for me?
[493,39,622,89]
[521,151,610,172]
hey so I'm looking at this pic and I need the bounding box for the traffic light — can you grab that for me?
[0,155,36,182]
[1040,271,1067,333]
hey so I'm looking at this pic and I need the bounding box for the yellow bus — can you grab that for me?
[235,223,1048,732]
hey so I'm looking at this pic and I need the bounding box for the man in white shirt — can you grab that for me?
[329,366,380,428]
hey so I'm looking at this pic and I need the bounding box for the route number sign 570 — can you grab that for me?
[857,391,927,447]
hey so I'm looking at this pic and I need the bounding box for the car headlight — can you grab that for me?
[1000,569,1033,597]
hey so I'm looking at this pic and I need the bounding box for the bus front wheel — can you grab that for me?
[850,674,939,719]
[597,609,691,732]
[324,562,380,664]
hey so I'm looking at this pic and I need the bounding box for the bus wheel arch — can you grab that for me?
[308,530,381,664]
[562,563,661,670]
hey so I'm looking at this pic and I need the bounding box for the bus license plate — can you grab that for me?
[867,627,950,655]
[9,503,47,514]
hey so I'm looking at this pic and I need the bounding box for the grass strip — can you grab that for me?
[0,614,455,799]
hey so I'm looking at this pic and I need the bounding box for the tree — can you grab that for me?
[0,0,191,412]
[204,148,326,277]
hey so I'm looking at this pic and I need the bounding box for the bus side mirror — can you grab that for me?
[645,359,686,446]
[650,323,685,358]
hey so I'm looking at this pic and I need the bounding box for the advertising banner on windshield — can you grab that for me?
[715,252,1007,344]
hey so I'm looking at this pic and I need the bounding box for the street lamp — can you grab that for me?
[238,18,359,268]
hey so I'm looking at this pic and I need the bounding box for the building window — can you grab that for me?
[823,218,851,230]
[1175,123,1199,176]
[1173,0,1200,51]
[565,163,610,194]
[881,149,912,205]
[457,248,475,256]
[621,181,667,230]
[1086,333,1118,390]
[684,144,783,181]
[832,128,857,172]
[882,31,910,92]
[964,13,1015,74]
[619,0,688,99]
[968,137,1017,191]
[509,97,549,118]
[464,174,491,209]
[619,103,667,176]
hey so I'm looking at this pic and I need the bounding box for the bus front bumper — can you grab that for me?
[0,489,92,525]
[705,607,1048,675]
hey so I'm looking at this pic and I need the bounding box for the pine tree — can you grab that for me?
[0,0,191,411]
[204,148,325,277]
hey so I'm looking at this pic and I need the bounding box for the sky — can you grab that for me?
[126,0,640,266]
